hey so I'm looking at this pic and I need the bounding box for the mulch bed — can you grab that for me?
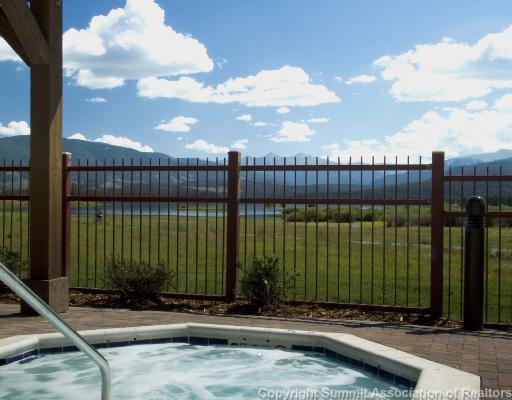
[0,289,463,328]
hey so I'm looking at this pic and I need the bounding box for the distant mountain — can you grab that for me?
[0,136,171,164]
[1,136,510,202]
[372,149,512,187]
[5,136,511,170]
[386,156,512,205]
[446,149,512,168]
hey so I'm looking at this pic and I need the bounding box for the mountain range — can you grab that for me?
[2,136,512,168]
[0,136,511,201]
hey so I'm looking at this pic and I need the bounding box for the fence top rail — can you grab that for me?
[0,166,30,172]
[240,164,432,172]
[444,175,512,182]
[66,163,432,173]
[68,165,228,172]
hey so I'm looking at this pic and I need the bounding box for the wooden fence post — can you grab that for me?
[61,153,71,278]
[430,151,445,318]
[226,151,241,302]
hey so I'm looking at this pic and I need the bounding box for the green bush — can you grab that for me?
[284,208,381,223]
[487,217,512,228]
[238,256,293,307]
[385,213,431,227]
[386,215,407,227]
[0,248,27,293]
[444,215,463,227]
[0,248,27,276]
[105,258,174,301]
[330,209,353,223]
[417,214,431,227]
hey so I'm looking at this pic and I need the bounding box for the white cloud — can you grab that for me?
[346,74,377,85]
[254,122,269,127]
[323,140,379,161]
[270,121,315,143]
[495,93,512,110]
[374,25,512,102]
[137,65,340,107]
[231,139,248,150]
[85,97,107,103]
[307,117,330,123]
[62,0,213,89]
[68,133,88,140]
[93,134,153,152]
[65,132,153,152]
[185,139,229,154]
[0,39,22,63]
[236,114,252,122]
[277,107,290,114]
[0,121,30,136]
[464,100,488,111]
[334,76,343,83]
[73,70,124,89]
[323,92,512,161]
[216,58,228,69]
[155,116,198,133]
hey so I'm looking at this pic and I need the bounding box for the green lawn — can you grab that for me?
[1,208,511,323]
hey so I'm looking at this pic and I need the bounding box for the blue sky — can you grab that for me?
[1,0,512,160]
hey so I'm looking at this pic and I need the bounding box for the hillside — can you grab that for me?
[0,136,171,163]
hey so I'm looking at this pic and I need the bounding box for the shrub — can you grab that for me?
[386,215,407,227]
[0,248,27,276]
[384,213,431,227]
[331,209,353,223]
[238,256,293,307]
[417,214,431,227]
[285,208,326,222]
[105,258,174,301]
[444,215,463,227]
[487,217,512,228]
[361,210,377,222]
[0,248,27,293]
[284,208,357,223]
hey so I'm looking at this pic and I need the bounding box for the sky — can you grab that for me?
[1,0,512,160]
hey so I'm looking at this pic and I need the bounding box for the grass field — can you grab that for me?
[1,208,511,323]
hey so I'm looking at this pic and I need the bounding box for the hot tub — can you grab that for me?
[0,323,480,399]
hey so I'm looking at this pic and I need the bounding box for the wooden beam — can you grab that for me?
[30,0,63,280]
[0,8,30,64]
[0,0,50,65]
[21,0,68,314]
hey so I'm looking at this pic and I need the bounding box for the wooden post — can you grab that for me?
[61,153,71,278]
[430,151,445,318]
[21,0,67,313]
[226,151,241,302]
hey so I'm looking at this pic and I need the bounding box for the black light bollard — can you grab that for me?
[463,196,486,331]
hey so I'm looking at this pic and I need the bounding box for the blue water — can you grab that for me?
[0,343,412,399]
[74,205,281,218]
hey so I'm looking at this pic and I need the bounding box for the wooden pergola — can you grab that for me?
[0,0,67,312]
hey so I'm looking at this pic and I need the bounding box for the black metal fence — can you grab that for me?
[443,166,512,323]
[0,152,511,324]
[238,155,433,313]
[0,160,30,277]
